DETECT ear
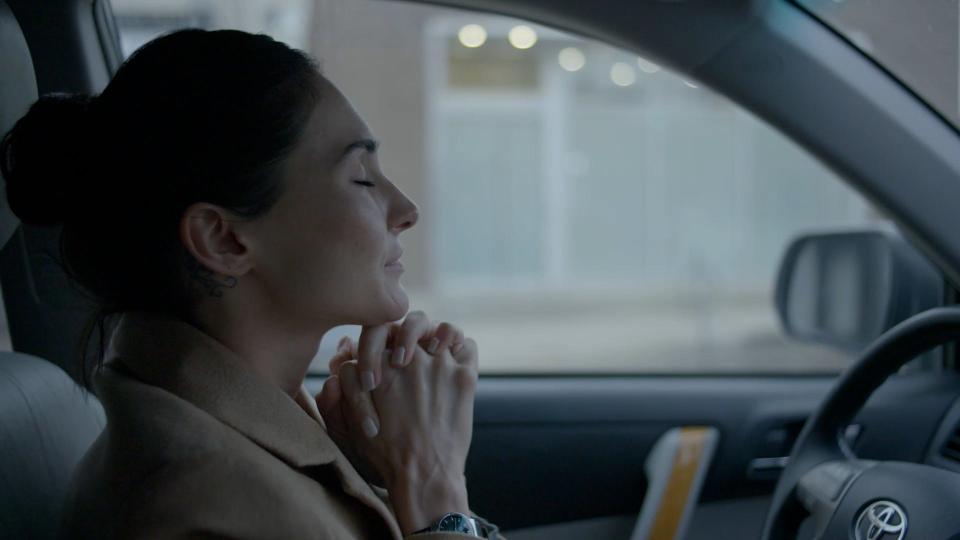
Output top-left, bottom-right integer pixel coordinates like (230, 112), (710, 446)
(179, 202), (253, 277)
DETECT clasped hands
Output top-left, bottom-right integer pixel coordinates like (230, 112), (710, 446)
(313, 310), (478, 535)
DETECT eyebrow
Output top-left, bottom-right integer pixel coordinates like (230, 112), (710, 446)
(338, 138), (379, 162)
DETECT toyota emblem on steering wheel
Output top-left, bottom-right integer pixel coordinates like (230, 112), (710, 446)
(855, 501), (908, 540)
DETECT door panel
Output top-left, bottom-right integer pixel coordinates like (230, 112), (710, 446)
(302, 373), (960, 532)
(503, 497), (772, 540)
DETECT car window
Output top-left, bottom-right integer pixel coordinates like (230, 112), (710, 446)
(796, 0), (959, 129)
(110, 0), (900, 375)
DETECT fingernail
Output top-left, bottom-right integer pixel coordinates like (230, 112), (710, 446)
(391, 345), (406, 367)
(428, 337), (440, 354)
(452, 343), (464, 355)
(362, 416), (379, 438)
(361, 370), (376, 391)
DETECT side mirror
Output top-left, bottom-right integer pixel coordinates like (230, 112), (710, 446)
(775, 230), (942, 351)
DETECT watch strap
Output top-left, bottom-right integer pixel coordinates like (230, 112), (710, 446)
(471, 514), (501, 539)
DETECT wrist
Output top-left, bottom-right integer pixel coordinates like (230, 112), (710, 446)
(388, 472), (469, 535)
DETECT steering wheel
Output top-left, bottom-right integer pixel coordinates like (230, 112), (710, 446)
(761, 307), (960, 540)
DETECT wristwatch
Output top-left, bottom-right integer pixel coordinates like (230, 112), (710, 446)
(416, 512), (499, 538)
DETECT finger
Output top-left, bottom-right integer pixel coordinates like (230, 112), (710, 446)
(338, 361), (381, 438)
(432, 322), (463, 356)
(407, 344), (437, 395)
(315, 374), (341, 417)
(395, 311), (432, 367)
(451, 337), (478, 370)
(337, 335), (358, 358)
(328, 349), (353, 377)
(357, 324), (392, 391)
(386, 322), (402, 351)
(451, 327), (465, 355)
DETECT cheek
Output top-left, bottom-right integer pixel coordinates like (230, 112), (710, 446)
(256, 185), (396, 321)
(323, 203), (383, 260)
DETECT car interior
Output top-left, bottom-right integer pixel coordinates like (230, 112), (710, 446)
(2, 0), (960, 539)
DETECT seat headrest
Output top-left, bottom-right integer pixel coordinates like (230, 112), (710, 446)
(0, 0), (37, 249)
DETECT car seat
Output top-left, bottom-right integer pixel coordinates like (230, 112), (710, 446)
(0, 1), (106, 538)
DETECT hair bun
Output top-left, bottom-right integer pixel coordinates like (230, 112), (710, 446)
(1, 93), (95, 226)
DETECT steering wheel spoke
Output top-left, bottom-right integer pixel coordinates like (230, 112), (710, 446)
(796, 460), (875, 538)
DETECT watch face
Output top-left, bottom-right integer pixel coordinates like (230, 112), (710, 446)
(438, 513), (471, 533)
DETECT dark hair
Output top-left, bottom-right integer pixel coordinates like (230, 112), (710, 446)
(0, 29), (321, 389)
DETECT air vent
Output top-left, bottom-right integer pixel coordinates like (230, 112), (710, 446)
(941, 424), (960, 463)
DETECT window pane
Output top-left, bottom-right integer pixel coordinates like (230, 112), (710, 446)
(438, 110), (544, 282)
(111, 0), (901, 374)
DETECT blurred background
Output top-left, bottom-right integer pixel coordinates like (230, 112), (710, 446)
(98, 0), (897, 374)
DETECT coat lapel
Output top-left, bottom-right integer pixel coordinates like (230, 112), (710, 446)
(104, 311), (403, 539)
(294, 386), (403, 538)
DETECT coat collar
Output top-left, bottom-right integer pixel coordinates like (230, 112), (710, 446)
(102, 310), (342, 468)
(100, 311), (403, 539)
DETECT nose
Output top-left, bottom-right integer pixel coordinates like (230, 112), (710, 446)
(388, 186), (419, 234)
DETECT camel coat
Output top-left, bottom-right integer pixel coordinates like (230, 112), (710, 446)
(60, 311), (494, 539)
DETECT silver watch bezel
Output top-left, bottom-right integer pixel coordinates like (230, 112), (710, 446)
(432, 512), (480, 536)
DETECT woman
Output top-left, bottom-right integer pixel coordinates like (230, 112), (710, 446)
(1, 29), (499, 539)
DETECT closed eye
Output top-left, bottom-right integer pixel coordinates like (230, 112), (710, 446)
(353, 180), (376, 187)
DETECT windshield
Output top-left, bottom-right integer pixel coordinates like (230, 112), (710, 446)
(797, 0), (959, 128)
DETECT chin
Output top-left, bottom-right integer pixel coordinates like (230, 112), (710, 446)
(383, 291), (409, 321)
(355, 288), (409, 326)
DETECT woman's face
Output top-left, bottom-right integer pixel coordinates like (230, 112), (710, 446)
(247, 76), (419, 331)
